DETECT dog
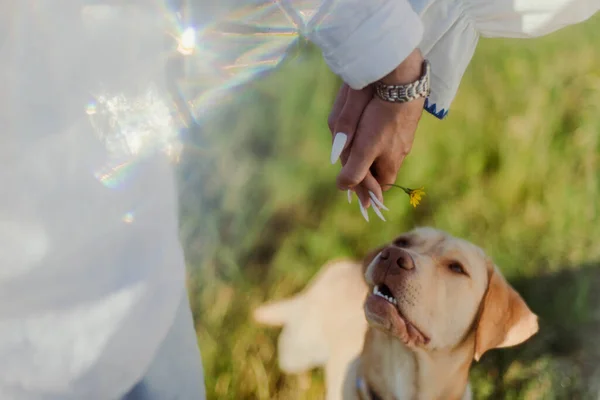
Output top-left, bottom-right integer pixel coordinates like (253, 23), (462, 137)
(254, 227), (539, 399)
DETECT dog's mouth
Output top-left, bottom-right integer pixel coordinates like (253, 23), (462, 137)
(373, 284), (397, 305)
(365, 283), (430, 346)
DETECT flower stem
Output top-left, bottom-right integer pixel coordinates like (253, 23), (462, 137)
(381, 183), (412, 195)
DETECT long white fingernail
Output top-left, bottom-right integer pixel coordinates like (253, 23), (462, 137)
(371, 202), (386, 222)
(330, 132), (347, 164)
(347, 190), (353, 204)
(358, 200), (369, 222)
(369, 191), (389, 211)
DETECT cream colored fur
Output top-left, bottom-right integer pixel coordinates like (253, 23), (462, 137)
(255, 227), (538, 400)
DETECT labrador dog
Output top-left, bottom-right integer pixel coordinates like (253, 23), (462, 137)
(254, 227), (539, 400)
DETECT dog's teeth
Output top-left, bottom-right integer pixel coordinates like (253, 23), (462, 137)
(373, 286), (399, 306)
(373, 287), (397, 305)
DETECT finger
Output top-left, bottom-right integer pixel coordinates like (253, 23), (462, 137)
(327, 84), (349, 134)
(372, 156), (404, 192)
(365, 179), (388, 212)
(328, 85), (350, 165)
(337, 139), (378, 190)
(330, 87), (373, 165)
(353, 184), (371, 222)
(359, 175), (388, 222)
(343, 151), (372, 222)
(340, 147), (386, 222)
(352, 174), (389, 222)
(331, 132), (348, 164)
(353, 183), (370, 208)
(339, 144), (378, 205)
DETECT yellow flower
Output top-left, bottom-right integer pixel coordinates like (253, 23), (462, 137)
(382, 184), (426, 208)
(407, 187), (425, 208)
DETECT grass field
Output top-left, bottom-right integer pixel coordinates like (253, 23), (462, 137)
(178, 14), (600, 399)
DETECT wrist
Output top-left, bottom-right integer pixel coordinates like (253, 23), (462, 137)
(380, 48), (424, 85)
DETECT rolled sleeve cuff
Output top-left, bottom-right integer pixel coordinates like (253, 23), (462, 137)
(307, 0), (424, 90)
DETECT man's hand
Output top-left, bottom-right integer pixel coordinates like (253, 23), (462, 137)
(328, 49), (426, 220)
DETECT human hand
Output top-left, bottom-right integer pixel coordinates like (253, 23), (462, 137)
(328, 49), (426, 221)
(328, 83), (389, 221)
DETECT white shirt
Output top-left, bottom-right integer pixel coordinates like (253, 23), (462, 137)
(299, 0), (599, 118)
(0, 1), (596, 399)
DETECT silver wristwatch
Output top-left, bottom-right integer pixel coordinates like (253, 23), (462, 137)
(374, 60), (431, 103)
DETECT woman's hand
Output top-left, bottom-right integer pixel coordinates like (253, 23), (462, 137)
(328, 49), (426, 221)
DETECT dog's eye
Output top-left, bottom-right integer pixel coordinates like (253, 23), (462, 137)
(448, 262), (466, 275)
(394, 237), (411, 247)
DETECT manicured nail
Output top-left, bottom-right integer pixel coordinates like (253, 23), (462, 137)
(347, 190), (352, 204)
(369, 191), (389, 211)
(371, 202), (386, 222)
(330, 132), (347, 164)
(358, 200), (369, 222)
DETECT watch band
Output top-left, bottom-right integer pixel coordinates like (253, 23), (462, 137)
(374, 60), (431, 103)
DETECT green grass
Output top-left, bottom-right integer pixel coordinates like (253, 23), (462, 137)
(178, 14), (600, 400)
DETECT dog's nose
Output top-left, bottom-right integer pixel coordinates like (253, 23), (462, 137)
(380, 247), (415, 271)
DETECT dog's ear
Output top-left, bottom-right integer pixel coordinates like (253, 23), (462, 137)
(474, 266), (538, 361)
(361, 246), (385, 276)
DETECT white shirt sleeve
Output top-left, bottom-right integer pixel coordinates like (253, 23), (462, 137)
(291, 0), (598, 119)
(415, 0), (599, 118)
(470, 0), (599, 38)
(297, 0), (424, 91)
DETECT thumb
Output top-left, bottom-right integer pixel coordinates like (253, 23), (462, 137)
(330, 87), (373, 164)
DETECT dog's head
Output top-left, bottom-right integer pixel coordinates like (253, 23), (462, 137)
(363, 227), (538, 360)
